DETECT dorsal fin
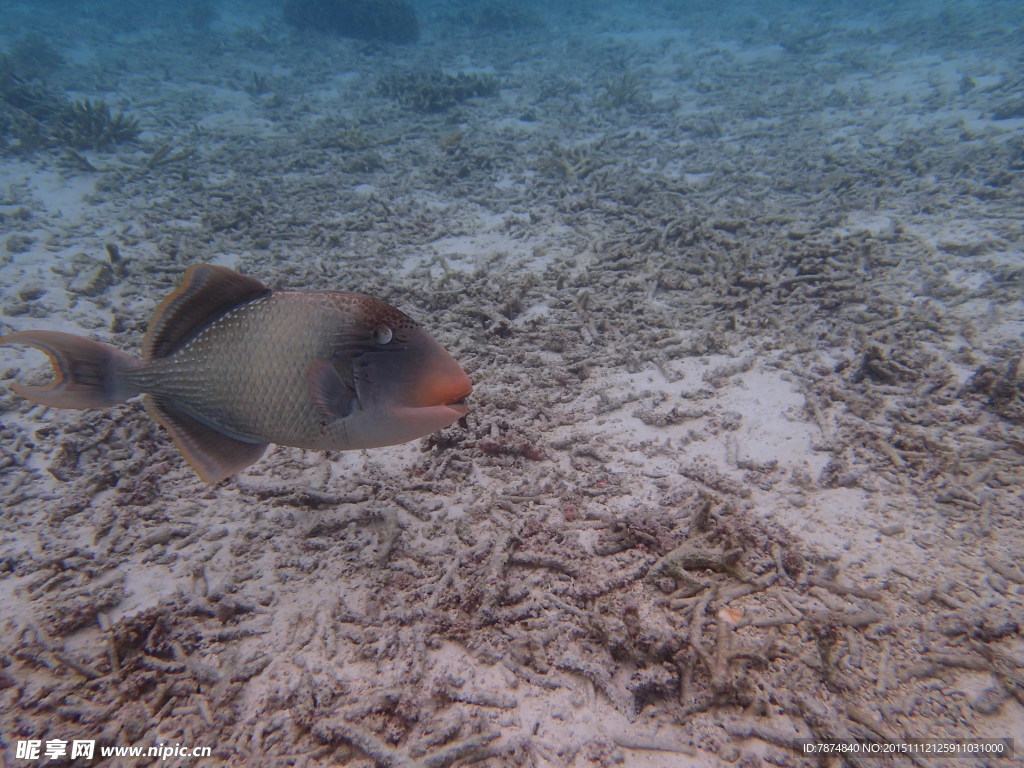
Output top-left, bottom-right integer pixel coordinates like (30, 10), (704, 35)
(143, 264), (269, 360)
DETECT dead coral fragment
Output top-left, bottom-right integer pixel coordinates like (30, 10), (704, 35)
(963, 351), (1024, 424)
(478, 438), (544, 461)
(52, 99), (140, 150)
(850, 343), (918, 384)
(284, 0), (419, 44)
(378, 71), (499, 112)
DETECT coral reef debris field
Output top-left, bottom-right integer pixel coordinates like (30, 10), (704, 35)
(0, 0), (1022, 766)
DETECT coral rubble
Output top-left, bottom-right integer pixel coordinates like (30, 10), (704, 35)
(377, 71), (499, 112)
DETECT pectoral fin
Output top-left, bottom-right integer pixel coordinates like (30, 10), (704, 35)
(144, 395), (267, 483)
(307, 358), (357, 419)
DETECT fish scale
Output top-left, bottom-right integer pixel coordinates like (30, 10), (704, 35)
(137, 293), (342, 447)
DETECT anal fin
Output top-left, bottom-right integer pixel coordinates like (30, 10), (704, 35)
(144, 395), (267, 483)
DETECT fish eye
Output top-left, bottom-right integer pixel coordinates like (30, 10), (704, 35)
(372, 326), (393, 345)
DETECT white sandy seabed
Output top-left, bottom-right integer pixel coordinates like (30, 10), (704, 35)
(0, 1), (1022, 766)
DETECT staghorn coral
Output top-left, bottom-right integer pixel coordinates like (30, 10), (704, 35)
(305, 117), (372, 151)
(0, 56), (62, 121)
(0, 54), (64, 152)
(283, 0), (419, 44)
(596, 69), (652, 112)
(51, 98), (140, 150)
(377, 71), (499, 112)
(7, 34), (64, 81)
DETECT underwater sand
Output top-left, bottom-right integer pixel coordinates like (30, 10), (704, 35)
(1, 0), (1023, 766)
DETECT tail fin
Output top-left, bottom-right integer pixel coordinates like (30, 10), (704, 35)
(0, 330), (142, 409)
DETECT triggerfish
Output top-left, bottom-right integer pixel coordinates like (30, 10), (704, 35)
(0, 264), (472, 482)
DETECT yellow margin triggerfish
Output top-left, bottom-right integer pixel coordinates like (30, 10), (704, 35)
(0, 264), (472, 482)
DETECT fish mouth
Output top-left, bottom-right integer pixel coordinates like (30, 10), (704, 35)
(392, 390), (470, 431)
(411, 362), (472, 414)
(444, 394), (470, 416)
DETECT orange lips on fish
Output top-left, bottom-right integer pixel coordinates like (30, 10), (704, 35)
(0, 264), (472, 482)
